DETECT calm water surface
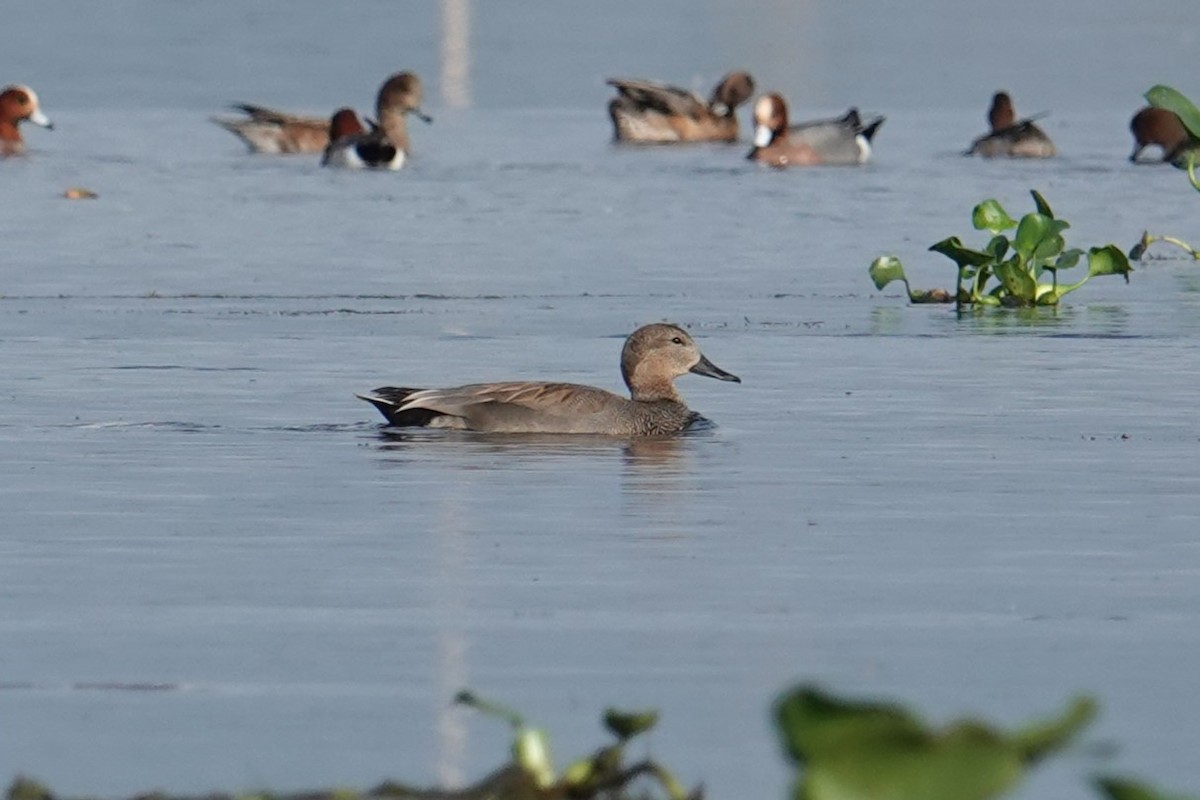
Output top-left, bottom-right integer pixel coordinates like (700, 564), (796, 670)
(3, 3), (1200, 800)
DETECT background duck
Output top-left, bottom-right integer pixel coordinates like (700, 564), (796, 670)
(747, 93), (884, 167)
(0, 84), (53, 156)
(965, 91), (1055, 158)
(606, 71), (755, 143)
(356, 323), (740, 435)
(1129, 106), (1198, 164)
(322, 71), (431, 171)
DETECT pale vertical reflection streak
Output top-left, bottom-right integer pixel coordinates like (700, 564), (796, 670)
(434, 496), (470, 787)
(440, 0), (472, 109)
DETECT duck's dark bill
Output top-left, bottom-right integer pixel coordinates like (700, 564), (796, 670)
(690, 354), (741, 383)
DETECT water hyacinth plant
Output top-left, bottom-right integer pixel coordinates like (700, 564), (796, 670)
(869, 190), (1132, 309)
(774, 684), (1097, 800)
(453, 690), (695, 800)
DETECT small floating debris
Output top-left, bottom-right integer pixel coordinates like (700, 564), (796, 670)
(63, 187), (98, 200)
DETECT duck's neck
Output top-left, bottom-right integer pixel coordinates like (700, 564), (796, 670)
(629, 379), (683, 404)
(0, 121), (24, 152)
(378, 109), (410, 153)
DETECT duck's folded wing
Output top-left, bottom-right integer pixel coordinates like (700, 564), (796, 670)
(607, 78), (707, 119)
(964, 118), (1046, 154)
(401, 382), (627, 433)
(230, 104), (325, 127)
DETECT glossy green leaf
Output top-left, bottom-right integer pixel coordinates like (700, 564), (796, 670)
(1054, 248), (1084, 271)
(776, 686), (1096, 800)
(985, 235), (1009, 262)
(1094, 775), (1200, 800)
(994, 258), (1038, 302)
(972, 199), (1017, 233)
(799, 727), (1023, 800)
(1030, 189), (1055, 219)
(869, 256), (910, 291)
(1088, 245), (1134, 280)
(774, 686), (923, 765)
(603, 708), (659, 740)
(1145, 85), (1200, 140)
(929, 237), (994, 268)
(1035, 221), (1070, 260)
(1014, 213), (1055, 260)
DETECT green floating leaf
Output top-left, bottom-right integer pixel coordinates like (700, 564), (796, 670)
(985, 234), (1009, 262)
(1088, 245), (1134, 280)
(603, 708), (659, 740)
(869, 255), (910, 291)
(774, 685), (924, 765)
(1030, 189), (1055, 219)
(775, 686), (1097, 800)
(801, 724), (1022, 800)
(1145, 84), (1200, 140)
(972, 199), (1017, 233)
(1014, 213), (1054, 260)
(929, 237), (994, 268)
(1094, 775), (1200, 800)
(1054, 248), (1084, 271)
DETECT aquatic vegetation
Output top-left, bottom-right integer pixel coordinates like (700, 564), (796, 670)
(1144, 85), (1200, 191)
(5, 695), (695, 800)
(774, 684), (1096, 800)
(870, 190), (1132, 309)
(454, 690), (695, 800)
(1128, 230), (1200, 262)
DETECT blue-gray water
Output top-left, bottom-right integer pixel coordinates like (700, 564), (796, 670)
(4, 3), (1200, 799)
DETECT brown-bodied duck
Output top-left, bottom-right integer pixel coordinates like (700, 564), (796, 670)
(323, 71), (431, 170)
(211, 104), (330, 154)
(965, 91), (1055, 158)
(1, 84), (53, 156)
(357, 323), (740, 435)
(1129, 106), (1198, 164)
(606, 71), (755, 143)
(747, 93), (884, 167)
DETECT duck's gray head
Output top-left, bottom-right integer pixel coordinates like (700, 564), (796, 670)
(621, 323), (740, 402)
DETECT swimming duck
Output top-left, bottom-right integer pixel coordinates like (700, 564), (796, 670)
(1, 84), (53, 156)
(319, 107), (402, 169)
(357, 323), (740, 435)
(607, 71), (755, 143)
(1129, 106), (1198, 164)
(322, 71), (431, 170)
(747, 93), (884, 167)
(965, 91), (1055, 158)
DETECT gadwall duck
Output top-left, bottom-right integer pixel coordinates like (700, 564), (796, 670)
(606, 71), (755, 143)
(323, 71), (431, 171)
(747, 93), (884, 167)
(1129, 106), (1198, 164)
(965, 91), (1055, 158)
(1, 84), (53, 156)
(357, 323), (740, 435)
(211, 104), (330, 154)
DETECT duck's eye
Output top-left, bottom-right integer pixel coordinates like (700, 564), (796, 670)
(671, 336), (684, 345)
